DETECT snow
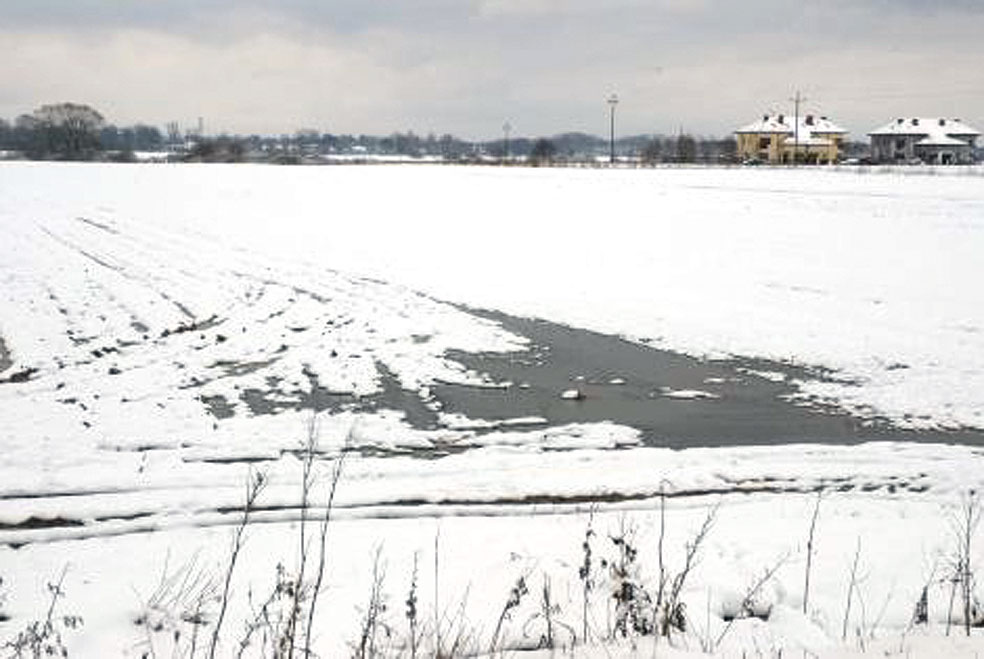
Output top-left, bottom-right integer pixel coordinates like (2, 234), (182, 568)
(869, 117), (981, 139)
(2, 162), (984, 656)
(660, 388), (721, 400)
(737, 368), (786, 383)
(917, 134), (971, 147)
(4, 162), (983, 429)
(5, 485), (984, 657)
(735, 114), (848, 140)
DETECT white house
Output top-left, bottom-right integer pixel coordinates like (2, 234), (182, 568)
(868, 118), (980, 164)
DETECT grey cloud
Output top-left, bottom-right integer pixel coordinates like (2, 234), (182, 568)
(1, 1), (983, 138)
(2, 0), (473, 34)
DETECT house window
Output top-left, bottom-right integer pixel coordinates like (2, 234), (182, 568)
(895, 139), (906, 151)
(759, 137), (770, 150)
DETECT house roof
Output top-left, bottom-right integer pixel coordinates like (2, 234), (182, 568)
(916, 134), (973, 147)
(735, 114), (848, 139)
(868, 117), (980, 139)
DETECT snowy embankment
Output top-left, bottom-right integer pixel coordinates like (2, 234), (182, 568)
(1, 162), (984, 657)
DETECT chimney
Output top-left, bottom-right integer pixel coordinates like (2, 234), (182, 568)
(806, 115), (815, 126)
(939, 118), (946, 126)
(763, 114), (769, 121)
(912, 118), (919, 126)
(778, 114), (785, 124)
(897, 118), (904, 124)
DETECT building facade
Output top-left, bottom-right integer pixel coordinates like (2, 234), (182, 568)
(868, 118), (980, 164)
(735, 114), (847, 164)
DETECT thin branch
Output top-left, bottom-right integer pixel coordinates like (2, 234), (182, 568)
(303, 443), (346, 656)
(842, 537), (863, 642)
(208, 469), (267, 659)
(803, 490), (823, 615)
(715, 552), (790, 648)
(434, 527), (442, 656)
(286, 414), (319, 657)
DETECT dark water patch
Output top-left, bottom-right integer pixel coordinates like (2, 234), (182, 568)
(433, 310), (984, 449)
(201, 394), (236, 420)
(212, 358), (277, 378)
(177, 303), (984, 451)
(234, 360), (441, 431)
(371, 363), (441, 428)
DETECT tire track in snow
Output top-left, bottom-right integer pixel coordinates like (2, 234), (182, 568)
(0, 470), (937, 548)
(41, 222), (196, 321)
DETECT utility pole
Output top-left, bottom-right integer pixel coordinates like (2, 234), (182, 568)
(502, 121), (511, 164)
(789, 91), (806, 165)
(607, 93), (619, 165)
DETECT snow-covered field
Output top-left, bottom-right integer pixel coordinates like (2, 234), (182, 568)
(2, 162), (984, 657)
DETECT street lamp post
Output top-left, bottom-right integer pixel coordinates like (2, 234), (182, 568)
(502, 121), (511, 164)
(607, 93), (619, 165)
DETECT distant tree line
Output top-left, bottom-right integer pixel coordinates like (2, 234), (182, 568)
(0, 102), (165, 161)
(0, 101), (739, 165)
(494, 132), (738, 165)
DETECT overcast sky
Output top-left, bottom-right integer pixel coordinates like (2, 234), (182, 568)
(2, 1), (983, 139)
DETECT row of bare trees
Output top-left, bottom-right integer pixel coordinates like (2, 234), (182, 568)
(1, 103), (107, 160)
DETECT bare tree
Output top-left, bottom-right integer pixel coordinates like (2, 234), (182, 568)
(31, 102), (105, 159)
(529, 138), (557, 166)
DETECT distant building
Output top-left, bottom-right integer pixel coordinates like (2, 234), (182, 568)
(735, 114), (847, 164)
(868, 118), (980, 164)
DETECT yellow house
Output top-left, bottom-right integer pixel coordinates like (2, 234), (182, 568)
(735, 114), (847, 164)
